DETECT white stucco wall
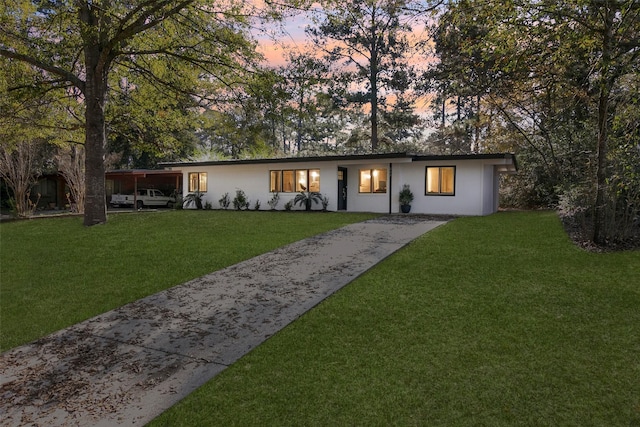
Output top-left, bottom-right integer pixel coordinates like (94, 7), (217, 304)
(342, 162), (394, 214)
(482, 165), (499, 215)
(391, 160), (489, 216)
(178, 161), (341, 211)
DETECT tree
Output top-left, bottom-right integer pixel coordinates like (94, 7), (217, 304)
(55, 144), (85, 213)
(425, 0), (497, 150)
(571, 1), (640, 244)
(0, 1), (259, 226)
(0, 139), (50, 217)
(307, 0), (436, 152)
(106, 72), (202, 169)
(0, 58), (73, 216)
(428, 0), (640, 245)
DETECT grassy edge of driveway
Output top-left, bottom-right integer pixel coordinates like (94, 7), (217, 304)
(150, 211), (640, 426)
(0, 210), (377, 351)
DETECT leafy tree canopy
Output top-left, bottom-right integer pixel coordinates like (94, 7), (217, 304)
(306, 0), (439, 151)
(0, 0), (263, 225)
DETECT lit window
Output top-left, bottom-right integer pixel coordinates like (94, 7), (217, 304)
(188, 172), (207, 192)
(282, 170), (295, 192)
(271, 169), (320, 193)
(270, 170), (281, 192)
(426, 166), (455, 195)
(359, 169), (387, 193)
(296, 170), (307, 192)
(309, 169), (320, 192)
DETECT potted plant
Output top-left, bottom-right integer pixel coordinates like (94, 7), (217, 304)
(399, 184), (413, 213)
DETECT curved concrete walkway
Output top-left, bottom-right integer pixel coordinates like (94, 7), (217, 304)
(0, 215), (446, 426)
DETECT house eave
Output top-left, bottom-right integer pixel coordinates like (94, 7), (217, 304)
(161, 152), (517, 170)
(160, 152), (415, 168)
(106, 169), (183, 178)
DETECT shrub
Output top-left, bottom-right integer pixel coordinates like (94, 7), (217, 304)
(268, 192), (280, 210)
(233, 189), (249, 210)
(174, 194), (184, 210)
(321, 195), (329, 211)
(284, 200), (293, 211)
(219, 193), (230, 210)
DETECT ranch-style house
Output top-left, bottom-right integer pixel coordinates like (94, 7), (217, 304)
(161, 152), (517, 216)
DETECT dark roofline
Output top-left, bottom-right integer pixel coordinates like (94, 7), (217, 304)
(160, 152), (517, 169)
(160, 152), (414, 168)
(413, 153), (518, 170)
(106, 169), (183, 176)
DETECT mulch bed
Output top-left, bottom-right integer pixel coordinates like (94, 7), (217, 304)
(560, 212), (640, 252)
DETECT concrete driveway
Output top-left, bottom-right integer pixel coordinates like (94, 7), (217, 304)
(0, 215), (446, 426)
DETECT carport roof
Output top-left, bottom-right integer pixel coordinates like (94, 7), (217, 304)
(106, 169), (182, 177)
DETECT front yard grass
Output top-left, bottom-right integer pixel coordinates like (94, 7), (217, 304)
(150, 211), (640, 426)
(0, 210), (377, 351)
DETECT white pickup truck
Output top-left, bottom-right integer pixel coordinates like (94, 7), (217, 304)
(109, 189), (176, 209)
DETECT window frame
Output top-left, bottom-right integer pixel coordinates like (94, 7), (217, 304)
(295, 169), (308, 192)
(188, 172), (208, 192)
(425, 166), (456, 196)
(308, 169), (320, 192)
(270, 170), (282, 193)
(358, 168), (388, 194)
(282, 170), (295, 192)
(270, 169), (321, 193)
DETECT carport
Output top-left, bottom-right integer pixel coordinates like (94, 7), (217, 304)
(106, 170), (183, 206)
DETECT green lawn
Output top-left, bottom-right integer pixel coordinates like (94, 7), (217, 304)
(2, 211), (639, 425)
(0, 210), (377, 351)
(149, 211), (640, 426)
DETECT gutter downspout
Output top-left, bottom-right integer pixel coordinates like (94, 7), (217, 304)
(388, 162), (392, 214)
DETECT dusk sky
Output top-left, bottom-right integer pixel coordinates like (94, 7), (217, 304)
(253, 14), (313, 67)
(250, 8), (435, 115)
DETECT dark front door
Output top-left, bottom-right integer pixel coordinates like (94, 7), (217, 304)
(338, 167), (347, 211)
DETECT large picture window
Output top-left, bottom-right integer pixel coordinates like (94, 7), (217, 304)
(426, 166), (455, 195)
(188, 172), (208, 192)
(270, 169), (320, 192)
(359, 168), (387, 193)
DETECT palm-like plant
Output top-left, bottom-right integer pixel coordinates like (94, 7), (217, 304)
(183, 192), (204, 209)
(294, 191), (323, 211)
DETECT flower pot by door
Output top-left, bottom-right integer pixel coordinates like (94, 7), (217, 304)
(401, 204), (411, 213)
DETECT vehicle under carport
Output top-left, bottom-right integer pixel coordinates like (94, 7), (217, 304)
(106, 170), (183, 209)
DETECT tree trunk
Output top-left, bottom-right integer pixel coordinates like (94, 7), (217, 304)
(371, 95), (378, 151)
(593, 81), (611, 244)
(370, 12), (378, 152)
(83, 43), (109, 226)
(592, 6), (614, 245)
(370, 65), (379, 152)
(296, 87), (304, 152)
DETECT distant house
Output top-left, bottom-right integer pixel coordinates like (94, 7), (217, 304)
(161, 152), (517, 216)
